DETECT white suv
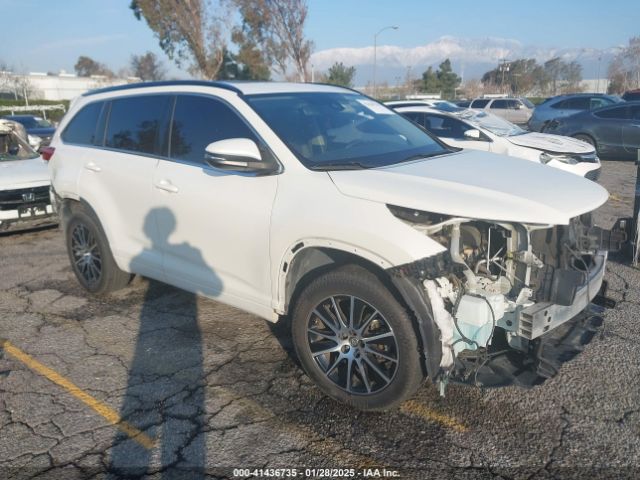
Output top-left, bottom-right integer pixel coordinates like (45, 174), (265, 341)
(49, 81), (613, 410)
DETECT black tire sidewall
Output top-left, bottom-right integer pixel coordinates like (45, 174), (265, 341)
(291, 266), (424, 410)
(65, 209), (122, 294)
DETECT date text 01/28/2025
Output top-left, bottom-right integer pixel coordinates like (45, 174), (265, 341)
(232, 468), (401, 478)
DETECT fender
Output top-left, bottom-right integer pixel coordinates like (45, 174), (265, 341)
(273, 237), (394, 314)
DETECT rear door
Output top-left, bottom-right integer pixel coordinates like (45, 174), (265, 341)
(489, 99), (512, 121)
(77, 94), (172, 279)
(623, 104), (640, 159)
(592, 105), (629, 156)
(151, 93), (278, 314)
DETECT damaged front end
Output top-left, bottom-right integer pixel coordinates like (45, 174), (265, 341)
(387, 205), (623, 391)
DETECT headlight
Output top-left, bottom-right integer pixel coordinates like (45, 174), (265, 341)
(539, 152), (577, 165)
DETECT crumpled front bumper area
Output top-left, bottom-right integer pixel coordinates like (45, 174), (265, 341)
(454, 307), (604, 388)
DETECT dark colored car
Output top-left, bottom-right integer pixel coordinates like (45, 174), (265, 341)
(529, 93), (622, 132)
(1, 115), (56, 146)
(544, 101), (640, 160)
(622, 89), (640, 101)
(456, 99), (471, 108)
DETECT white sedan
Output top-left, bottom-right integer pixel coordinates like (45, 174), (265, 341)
(394, 105), (601, 180)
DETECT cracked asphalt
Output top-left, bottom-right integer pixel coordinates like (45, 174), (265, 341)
(1, 160), (639, 479)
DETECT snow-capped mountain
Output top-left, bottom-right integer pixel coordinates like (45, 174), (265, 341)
(310, 36), (619, 84)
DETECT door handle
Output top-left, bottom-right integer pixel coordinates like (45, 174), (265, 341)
(631, 124), (640, 128)
(155, 179), (179, 193)
(84, 162), (101, 172)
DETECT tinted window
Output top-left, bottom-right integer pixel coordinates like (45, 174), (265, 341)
(402, 112), (426, 129)
(550, 99), (569, 109)
(170, 95), (257, 164)
(471, 99), (490, 108)
(594, 106), (630, 120)
(630, 105), (640, 120)
(424, 114), (469, 139)
(490, 100), (509, 109)
(105, 95), (171, 155)
(590, 97), (614, 109)
(62, 102), (104, 145)
(565, 97), (590, 110)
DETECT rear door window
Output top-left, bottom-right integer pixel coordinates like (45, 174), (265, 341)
(565, 97), (590, 110)
(471, 99), (490, 108)
(594, 106), (630, 120)
(61, 101), (104, 145)
(105, 95), (172, 155)
(490, 100), (509, 109)
(170, 95), (258, 164)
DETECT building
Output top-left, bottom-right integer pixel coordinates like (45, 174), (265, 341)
(0, 71), (141, 102)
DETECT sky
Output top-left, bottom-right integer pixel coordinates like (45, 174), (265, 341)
(0, 0), (637, 81)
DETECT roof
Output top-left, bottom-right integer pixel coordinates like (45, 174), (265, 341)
(82, 80), (352, 97)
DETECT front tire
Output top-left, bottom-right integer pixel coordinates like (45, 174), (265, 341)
(291, 265), (424, 410)
(65, 207), (132, 294)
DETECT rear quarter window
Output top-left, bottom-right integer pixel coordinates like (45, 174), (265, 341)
(61, 102), (104, 145)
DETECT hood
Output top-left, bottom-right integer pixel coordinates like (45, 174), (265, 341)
(0, 157), (50, 190)
(507, 132), (593, 154)
(328, 151), (608, 225)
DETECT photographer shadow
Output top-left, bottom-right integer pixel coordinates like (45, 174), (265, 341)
(109, 208), (222, 478)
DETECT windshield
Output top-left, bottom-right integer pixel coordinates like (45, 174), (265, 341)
(245, 92), (451, 169)
(457, 109), (525, 137)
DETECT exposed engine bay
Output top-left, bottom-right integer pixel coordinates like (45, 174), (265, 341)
(387, 205), (623, 390)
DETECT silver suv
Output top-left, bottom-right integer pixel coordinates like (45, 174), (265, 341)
(469, 97), (534, 125)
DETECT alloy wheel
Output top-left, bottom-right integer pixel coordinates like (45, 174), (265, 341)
(307, 295), (399, 395)
(70, 223), (102, 285)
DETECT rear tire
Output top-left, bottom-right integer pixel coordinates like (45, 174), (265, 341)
(291, 264), (424, 411)
(65, 206), (132, 295)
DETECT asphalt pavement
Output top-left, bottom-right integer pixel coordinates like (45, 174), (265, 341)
(0, 160), (638, 479)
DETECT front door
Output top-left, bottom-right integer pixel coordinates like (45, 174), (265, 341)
(151, 94), (278, 315)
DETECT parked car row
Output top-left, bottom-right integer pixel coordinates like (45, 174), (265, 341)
(388, 104), (602, 180)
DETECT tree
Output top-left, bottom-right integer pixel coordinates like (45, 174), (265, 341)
(436, 59), (461, 99)
(417, 59), (461, 99)
(232, 0), (314, 81)
(323, 62), (356, 87)
(420, 66), (439, 93)
(217, 48), (270, 80)
(74, 56), (114, 77)
(130, 51), (166, 81)
(607, 36), (640, 94)
(130, 0), (230, 79)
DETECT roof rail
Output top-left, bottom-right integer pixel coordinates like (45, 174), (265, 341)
(82, 80), (243, 97)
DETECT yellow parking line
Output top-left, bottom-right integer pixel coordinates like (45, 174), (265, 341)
(0, 339), (155, 449)
(400, 400), (468, 432)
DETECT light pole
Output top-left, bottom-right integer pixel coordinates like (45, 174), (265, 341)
(373, 25), (398, 98)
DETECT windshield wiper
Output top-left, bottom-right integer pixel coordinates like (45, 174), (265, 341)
(308, 161), (373, 171)
(401, 150), (451, 162)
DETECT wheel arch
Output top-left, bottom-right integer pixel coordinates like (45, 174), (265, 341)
(278, 243), (398, 316)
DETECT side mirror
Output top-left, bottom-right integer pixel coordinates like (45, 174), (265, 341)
(204, 138), (272, 173)
(515, 103), (524, 110)
(463, 129), (481, 140)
